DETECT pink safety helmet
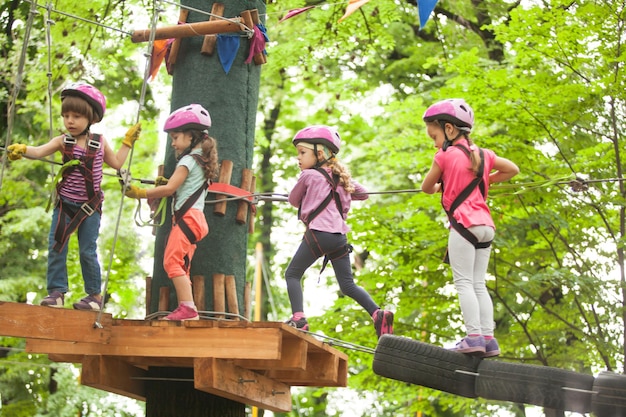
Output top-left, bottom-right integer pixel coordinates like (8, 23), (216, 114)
(423, 99), (474, 130)
(61, 82), (107, 123)
(292, 125), (341, 154)
(164, 104), (212, 132)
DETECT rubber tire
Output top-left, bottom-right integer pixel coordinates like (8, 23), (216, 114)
(373, 334), (482, 398)
(591, 371), (626, 417)
(476, 360), (594, 413)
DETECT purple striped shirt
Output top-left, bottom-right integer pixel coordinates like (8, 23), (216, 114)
(58, 137), (104, 202)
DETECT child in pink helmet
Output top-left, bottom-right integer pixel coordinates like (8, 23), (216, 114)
(421, 99), (519, 357)
(285, 125), (394, 338)
(125, 104), (218, 321)
(6, 82), (141, 311)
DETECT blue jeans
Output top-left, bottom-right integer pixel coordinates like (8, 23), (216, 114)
(47, 199), (102, 295)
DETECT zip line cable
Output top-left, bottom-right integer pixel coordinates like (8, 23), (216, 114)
(94, 0), (162, 328)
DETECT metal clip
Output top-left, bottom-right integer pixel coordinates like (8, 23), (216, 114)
(63, 135), (76, 145)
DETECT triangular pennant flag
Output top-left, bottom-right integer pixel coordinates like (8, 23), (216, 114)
(417, 0), (438, 29)
(147, 39), (173, 81)
(279, 6), (315, 23)
(245, 24), (267, 64)
(217, 34), (240, 74)
(338, 0), (371, 23)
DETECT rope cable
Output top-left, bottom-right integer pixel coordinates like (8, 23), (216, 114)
(0, 0), (39, 193)
(94, 0), (162, 327)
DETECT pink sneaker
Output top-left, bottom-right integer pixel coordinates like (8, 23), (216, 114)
(162, 305), (199, 321)
(373, 309), (394, 338)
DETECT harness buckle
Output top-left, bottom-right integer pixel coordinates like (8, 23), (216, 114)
(88, 138), (102, 149)
(63, 135), (77, 145)
(80, 203), (95, 216)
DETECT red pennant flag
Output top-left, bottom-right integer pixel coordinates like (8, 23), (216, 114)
(279, 6), (315, 23)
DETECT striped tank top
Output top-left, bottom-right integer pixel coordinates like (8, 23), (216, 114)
(58, 135), (104, 203)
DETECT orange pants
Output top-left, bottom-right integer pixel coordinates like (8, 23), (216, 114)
(163, 208), (208, 278)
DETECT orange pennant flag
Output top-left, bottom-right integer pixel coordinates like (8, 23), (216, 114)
(148, 39), (172, 81)
(338, 0), (371, 23)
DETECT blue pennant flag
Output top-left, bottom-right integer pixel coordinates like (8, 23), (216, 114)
(217, 34), (240, 74)
(417, 0), (438, 29)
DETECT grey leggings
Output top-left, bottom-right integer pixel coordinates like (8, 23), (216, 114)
(285, 230), (379, 316)
(448, 226), (495, 336)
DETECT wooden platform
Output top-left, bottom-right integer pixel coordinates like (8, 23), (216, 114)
(0, 302), (348, 412)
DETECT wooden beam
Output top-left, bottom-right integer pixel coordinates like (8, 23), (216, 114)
(131, 18), (244, 43)
(194, 358), (292, 413)
(0, 302), (111, 343)
(233, 336), (308, 371)
(81, 355), (147, 401)
(267, 351), (345, 386)
(26, 325), (283, 360)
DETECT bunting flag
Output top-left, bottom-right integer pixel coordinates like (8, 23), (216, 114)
(217, 34), (240, 74)
(245, 24), (267, 64)
(417, 0), (438, 29)
(278, 6), (315, 23)
(338, 0), (371, 23)
(147, 39), (173, 81)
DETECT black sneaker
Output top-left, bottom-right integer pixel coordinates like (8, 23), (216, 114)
(373, 309), (394, 338)
(285, 316), (309, 331)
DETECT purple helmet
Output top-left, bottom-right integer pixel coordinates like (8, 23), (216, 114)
(61, 82), (107, 123)
(423, 99), (474, 130)
(164, 104), (211, 132)
(292, 125), (341, 154)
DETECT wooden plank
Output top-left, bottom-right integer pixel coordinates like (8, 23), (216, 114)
(194, 358), (292, 413)
(267, 351), (342, 386)
(131, 18), (243, 43)
(81, 355), (147, 401)
(0, 302), (111, 343)
(200, 3), (224, 56)
(26, 326), (283, 360)
(233, 336), (308, 371)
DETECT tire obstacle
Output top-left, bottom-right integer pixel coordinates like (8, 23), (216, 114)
(373, 335), (626, 416)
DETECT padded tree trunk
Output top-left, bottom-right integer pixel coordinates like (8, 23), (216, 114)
(148, 0), (265, 415)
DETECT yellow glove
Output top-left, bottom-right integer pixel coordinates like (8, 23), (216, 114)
(122, 122), (142, 148)
(155, 176), (169, 186)
(7, 144), (27, 160)
(125, 185), (147, 199)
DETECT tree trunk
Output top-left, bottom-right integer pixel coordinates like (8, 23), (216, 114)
(148, 0), (265, 415)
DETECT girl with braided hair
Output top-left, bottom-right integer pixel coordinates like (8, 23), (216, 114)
(284, 125), (394, 339)
(125, 104), (218, 321)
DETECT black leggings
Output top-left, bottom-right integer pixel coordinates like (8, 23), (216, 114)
(285, 230), (379, 316)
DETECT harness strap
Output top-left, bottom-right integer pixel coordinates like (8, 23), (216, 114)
(173, 153), (209, 245)
(303, 229), (353, 277)
(442, 146), (492, 260)
(53, 134), (103, 252)
(299, 167), (343, 227)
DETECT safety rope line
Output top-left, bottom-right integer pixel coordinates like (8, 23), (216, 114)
(94, 0), (162, 328)
(0, 0), (39, 194)
(24, 0), (255, 39)
(23, 0), (134, 36)
(44, 2), (55, 142)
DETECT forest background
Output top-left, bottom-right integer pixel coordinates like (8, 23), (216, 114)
(0, 0), (624, 416)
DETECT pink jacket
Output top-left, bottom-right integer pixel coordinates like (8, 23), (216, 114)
(288, 167), (368, 234)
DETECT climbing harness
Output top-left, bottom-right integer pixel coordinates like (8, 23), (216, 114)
(441, 144), (491, 264)
(173, 153), (211, 245)
(51, 134), (104, 252)
(300, 167), (353, 276)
